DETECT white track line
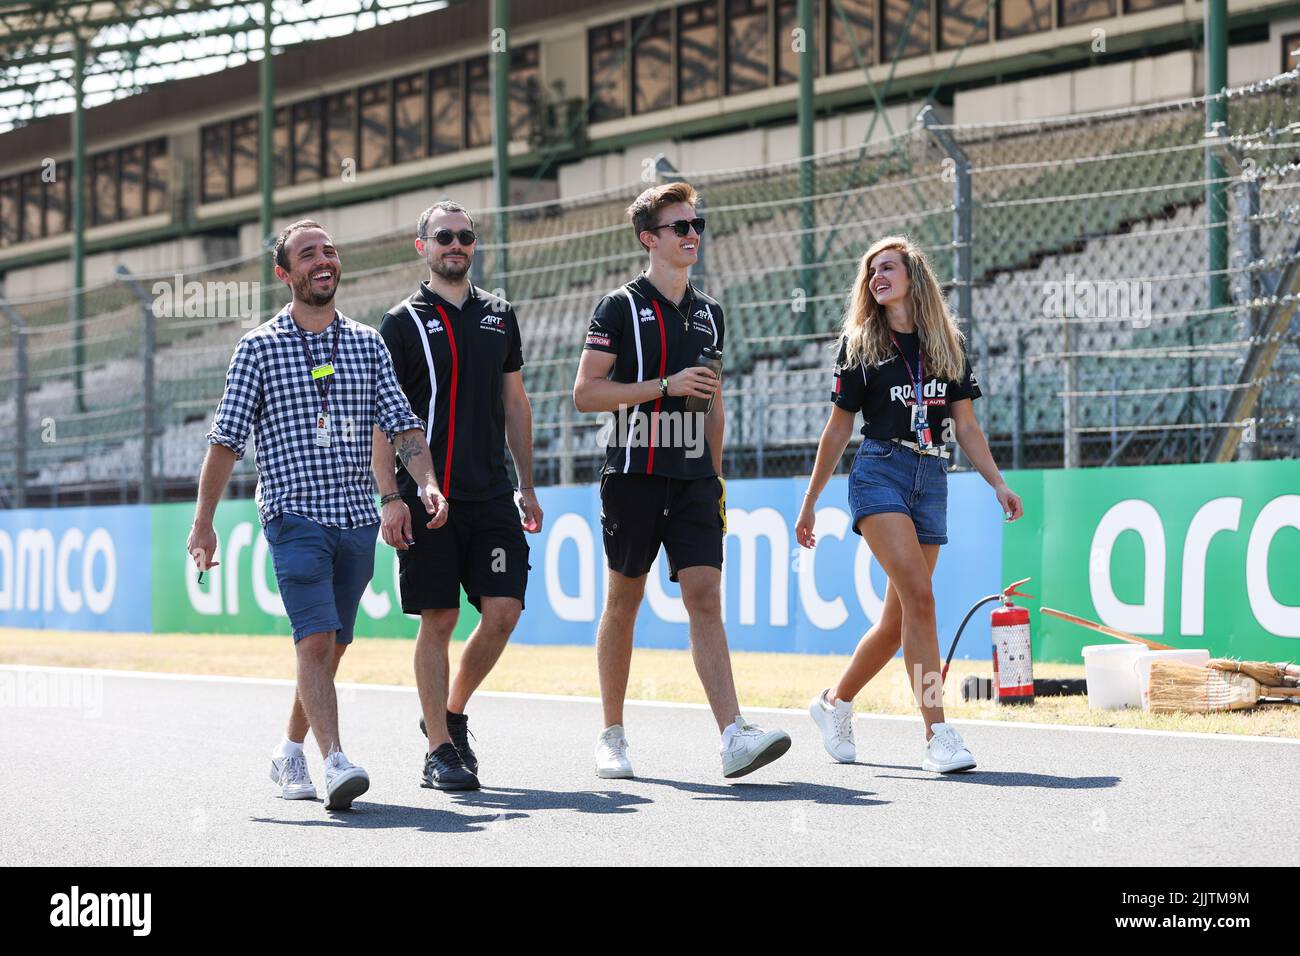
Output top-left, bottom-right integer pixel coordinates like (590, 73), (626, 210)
(3, 663), (1297, 746)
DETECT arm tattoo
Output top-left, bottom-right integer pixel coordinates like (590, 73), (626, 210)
(395, 435), (424, 469)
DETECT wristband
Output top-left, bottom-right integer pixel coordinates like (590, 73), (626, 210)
(379, 492), (403, 506)
(518, 486), (534, 492)
(660, 377), (669, 397)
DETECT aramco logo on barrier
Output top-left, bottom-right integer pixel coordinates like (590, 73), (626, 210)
(1088, 494), (1300, 638)
(0, 527), (116, 614)
(541, 506), (891, 629)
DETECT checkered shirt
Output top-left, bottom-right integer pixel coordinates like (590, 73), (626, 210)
(207, 306), (425, 528)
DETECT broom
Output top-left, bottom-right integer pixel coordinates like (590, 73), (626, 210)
(1039, 607), (1173, 650)
(1206, 658), (1300, 687)
(1148, 660), (1300, 713)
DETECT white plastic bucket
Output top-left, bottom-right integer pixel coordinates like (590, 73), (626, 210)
(1081, 644), (1144, 710)
(1134, 648), (1211, 710)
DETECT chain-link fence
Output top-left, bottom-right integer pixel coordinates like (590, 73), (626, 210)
(2, 69), (1297, 507)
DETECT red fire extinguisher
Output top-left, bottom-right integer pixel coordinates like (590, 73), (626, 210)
(942, 578), (1034, 705)
(991, 582), (1034, 705)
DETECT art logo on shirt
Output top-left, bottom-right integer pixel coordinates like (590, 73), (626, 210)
(694, 307), (713, 322)
(639, 308), (656, 323)
(889, 380), (948, 405)
(425, 317), (444, 334)
(479, 314), (506, 334)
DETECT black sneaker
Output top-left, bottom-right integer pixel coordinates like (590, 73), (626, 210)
(419, 712), (479, 776)
(421, 743), (479, 791)
(446, 711), (479, 776)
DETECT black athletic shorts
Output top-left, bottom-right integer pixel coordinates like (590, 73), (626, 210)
(599, 473), (724, 582)
(398, 492), (530, 612)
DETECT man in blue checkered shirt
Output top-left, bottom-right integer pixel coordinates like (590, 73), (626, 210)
(187, 219), (447, 812)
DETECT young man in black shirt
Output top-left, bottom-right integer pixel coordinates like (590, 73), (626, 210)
(574, 181), (790, 780)
(374, 200), (542, 792)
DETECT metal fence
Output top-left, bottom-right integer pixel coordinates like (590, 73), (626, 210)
(2, 69), (1298, 507)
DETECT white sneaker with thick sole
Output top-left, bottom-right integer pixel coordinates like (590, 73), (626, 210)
(721, 717), (792, 778)
(922, 722), (976, 773)
(595, 725), (634, 779)
(323, 751), (370, 810)
(270, 751), (317, 800)
(809, 690), (856, 763)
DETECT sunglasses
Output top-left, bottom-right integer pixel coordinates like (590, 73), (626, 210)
(423, 228), (477, 246)
(648, 217), (706, 238)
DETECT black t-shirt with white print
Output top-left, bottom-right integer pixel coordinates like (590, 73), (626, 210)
(831, 331), (981, 444)
(583, 273), (723, 480)
(378, 282), (524, 502)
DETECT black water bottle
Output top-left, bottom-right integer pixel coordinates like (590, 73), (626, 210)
(684, 346), (723, 415)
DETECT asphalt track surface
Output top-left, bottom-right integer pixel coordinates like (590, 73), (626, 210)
(4, 665), (1298, 866)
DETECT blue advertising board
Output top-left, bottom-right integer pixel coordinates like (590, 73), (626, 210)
(522, 473), (1006, 658)
(0, 505), (153, 632)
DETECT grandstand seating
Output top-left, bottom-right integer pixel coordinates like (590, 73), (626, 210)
(4, 81), (1297, 496)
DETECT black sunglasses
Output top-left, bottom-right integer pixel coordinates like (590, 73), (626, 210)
(648, 217), (706, 238)
(423, 228), (477, 246)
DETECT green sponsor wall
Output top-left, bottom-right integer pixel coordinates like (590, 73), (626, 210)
(150, 501), (477, 640)
(1003, 460), (1300, 661)
(140, 460), (1300, 662)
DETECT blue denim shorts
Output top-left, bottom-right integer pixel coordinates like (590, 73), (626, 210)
(264, 512), (378, 644)
(847, 437), (949, 545)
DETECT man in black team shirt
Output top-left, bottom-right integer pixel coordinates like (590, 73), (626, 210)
(574, 181), (790, 780)
(374, 200), (542, 792)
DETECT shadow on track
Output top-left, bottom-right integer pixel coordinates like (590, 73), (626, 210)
(867, 765), (1120, 790)
(632, 777), (889, 807)
(250, 805), (529, 833)
(448, 787), (653, 815)
(250, 787), (652, 832)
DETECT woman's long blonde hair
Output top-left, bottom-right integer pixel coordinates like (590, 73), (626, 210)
(839, 235), (965, 381)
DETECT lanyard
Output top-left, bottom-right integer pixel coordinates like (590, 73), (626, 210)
(889, 332), (923, 407)
(293, 315), (341, 415)
(890, 331), (934, 447)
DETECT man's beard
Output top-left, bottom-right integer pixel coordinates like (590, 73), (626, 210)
(431, 255), (470, 281)
(293, 272), (337, 307)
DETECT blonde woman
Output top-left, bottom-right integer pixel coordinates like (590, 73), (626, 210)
(794, 236), (1023, 773)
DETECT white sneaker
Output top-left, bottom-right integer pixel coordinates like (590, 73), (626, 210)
(323, 751), (370, 810)
(595, 725), (634, 779)
(809, 690), (856, 763)
(922, 723), (976, 773)
(721, 716), (791, 778)
(270, 751), (317, 800)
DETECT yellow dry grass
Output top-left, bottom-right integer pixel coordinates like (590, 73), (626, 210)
(3, 628), (1297, 738)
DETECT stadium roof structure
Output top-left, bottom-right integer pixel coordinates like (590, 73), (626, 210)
(0, 0), (454, 132)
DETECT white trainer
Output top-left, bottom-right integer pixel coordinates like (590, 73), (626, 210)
(270, 751), (317, 800)
(595, 725), (634, 779)
(721, 717), (792, 778)
(322, 751), (370, 810)
(922, 722), (976, 773)
(809, 690), (856, 763)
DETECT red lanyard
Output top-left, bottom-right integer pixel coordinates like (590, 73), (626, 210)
(889, 332), (923, 404)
